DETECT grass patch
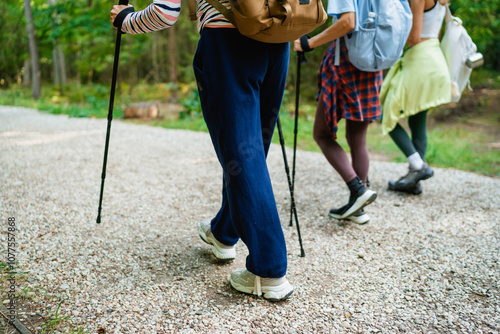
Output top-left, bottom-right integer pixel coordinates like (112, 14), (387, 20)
(39, 300), (70, 334)
(426, 124), (500, 176)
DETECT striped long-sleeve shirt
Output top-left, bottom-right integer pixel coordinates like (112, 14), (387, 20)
(196, 0), (234, 32)
(120, 0), (181, 34)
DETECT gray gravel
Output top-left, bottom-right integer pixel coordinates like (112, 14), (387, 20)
(0, 106), (499, 333)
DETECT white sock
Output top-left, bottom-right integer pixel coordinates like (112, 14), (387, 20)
(407, 152), (424, 170)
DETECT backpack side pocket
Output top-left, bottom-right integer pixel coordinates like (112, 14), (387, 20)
(345, 27), (377, 72)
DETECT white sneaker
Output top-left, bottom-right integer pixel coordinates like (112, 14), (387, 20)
(230, 268), (293, 302)
(198, 219), (236, 260)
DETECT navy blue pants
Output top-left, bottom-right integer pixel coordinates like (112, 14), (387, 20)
(193, 28), (289, 278)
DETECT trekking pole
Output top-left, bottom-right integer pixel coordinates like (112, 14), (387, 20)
(96, 0), (129, 224)
(289, 51), (307, 227)
(277, 117), (305, 257)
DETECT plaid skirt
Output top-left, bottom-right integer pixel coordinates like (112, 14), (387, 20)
(318, 38), (383, 139)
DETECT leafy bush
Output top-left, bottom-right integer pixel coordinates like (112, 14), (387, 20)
(179, 90), (202, 119)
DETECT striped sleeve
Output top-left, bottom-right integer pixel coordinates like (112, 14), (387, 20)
(197, 0), (234, 32)
(121, 0), (181, 34)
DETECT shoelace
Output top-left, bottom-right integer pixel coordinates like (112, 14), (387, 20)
(254, 276), (262, 297)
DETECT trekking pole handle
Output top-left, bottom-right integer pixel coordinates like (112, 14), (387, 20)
(297, 51), (307, 65)
(116, 0), (130, 34)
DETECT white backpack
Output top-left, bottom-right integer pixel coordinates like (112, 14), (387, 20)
(440, 6), (483, 103)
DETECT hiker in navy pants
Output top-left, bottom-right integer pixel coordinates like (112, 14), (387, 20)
(112, 0), (294, 301)
(194, 28), (294, 301)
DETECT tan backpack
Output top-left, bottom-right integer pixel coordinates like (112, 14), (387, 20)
(189, 0), (327, 44)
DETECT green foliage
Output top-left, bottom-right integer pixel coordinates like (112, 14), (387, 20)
(0, 0), (200, 88)
(0, 1), (27, 86)
(286, 19), (332, 106)
(0, 84), (124, 118)
(450, 0), (500, 71)
(179, 90), (202, 119)
(470, 68), (500, 89)
(1, 0), (498, 95)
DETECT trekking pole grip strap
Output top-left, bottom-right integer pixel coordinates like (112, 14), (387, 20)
(114, 0), (133, 33)
(300, 35), (314, 52)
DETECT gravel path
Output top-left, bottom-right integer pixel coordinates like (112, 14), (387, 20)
(1, 106), (499, 333)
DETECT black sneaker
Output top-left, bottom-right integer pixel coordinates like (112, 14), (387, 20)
(388, 180), (423, 195)
(330, 177), (377, 219)
(333, 190), (377, 219)
(391, 163), (434, 190)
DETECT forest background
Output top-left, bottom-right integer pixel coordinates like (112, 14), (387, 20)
(1, 0), (500, 177)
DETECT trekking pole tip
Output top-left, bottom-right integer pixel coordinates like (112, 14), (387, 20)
(300, 249), (305, 257)
(96, 216), (101, 224)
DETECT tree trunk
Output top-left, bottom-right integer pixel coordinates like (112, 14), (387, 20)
(128, 38), (137, 96)
(168, 25), (177, 83)
(23, 59), (31, 87)
(152, 32), (160, 83)
(53, 47), (60, 85)
(57, 44), (67, 86)
(497, 37), (500, 71)
(50, 0), (67, 90)
(23, 0), (41, 99)
(88, 68), (94, 84)
(76, 50), (82, 85)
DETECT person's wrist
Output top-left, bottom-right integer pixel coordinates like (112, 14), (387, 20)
(113, 6), (135, 31)
(299, 35), (314, 52)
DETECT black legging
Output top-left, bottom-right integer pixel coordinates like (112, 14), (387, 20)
(389, 110), (428, 158)
(313, 98), (370, 184)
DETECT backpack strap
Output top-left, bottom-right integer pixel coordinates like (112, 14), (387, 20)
(444, 4), (453, 23)
(188, 0), (197, 21)
(203, 0), (237, 26)
(334, 38), (341, 66)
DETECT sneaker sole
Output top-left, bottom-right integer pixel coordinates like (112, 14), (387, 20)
(329, 212), (370, 225)
(198, 223), (236, 261)
(348, 213), (370, 225)
(341, 190), (377, 219)
(230, 280), (294, 302)
(388, 182), (423, 195)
